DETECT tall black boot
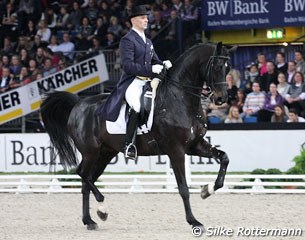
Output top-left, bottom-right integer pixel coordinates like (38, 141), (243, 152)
(124, 109), (139, 160)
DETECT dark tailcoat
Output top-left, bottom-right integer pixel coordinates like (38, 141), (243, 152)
(97, 29), (162, 121)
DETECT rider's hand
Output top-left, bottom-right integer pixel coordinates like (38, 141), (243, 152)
(152, 64), (164, 74)
(163, 60), (172, 69)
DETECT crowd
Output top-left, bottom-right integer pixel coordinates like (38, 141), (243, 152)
(0, 0), (200, 93)
(204, 50), (305, 124)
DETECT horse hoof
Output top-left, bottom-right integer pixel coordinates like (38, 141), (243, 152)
(87, 223), (98, 230)
(97, 209), (108, 221)
(201, 184), (214, 199)
(192, 224), (205, 237)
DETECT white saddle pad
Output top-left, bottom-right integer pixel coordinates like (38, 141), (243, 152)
(106, 101), (155, 135)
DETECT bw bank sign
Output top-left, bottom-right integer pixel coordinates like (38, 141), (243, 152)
(202, 0), (305, 30)
(0, 54), (108, 125)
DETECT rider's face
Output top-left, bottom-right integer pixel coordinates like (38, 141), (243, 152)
(131, 15), (148, 31)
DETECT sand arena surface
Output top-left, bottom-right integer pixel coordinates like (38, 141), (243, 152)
(0, 193), (304, 240)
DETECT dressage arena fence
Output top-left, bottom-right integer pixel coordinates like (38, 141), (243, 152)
(0, 174), (305, 194)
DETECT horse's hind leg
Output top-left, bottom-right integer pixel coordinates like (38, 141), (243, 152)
(188, 138), (229, 199)
(168, 149), (204, 231)
(77, 147), (118, 230)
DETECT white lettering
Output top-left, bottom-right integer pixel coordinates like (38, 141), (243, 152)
(207, 1), (229, 16)
(234, 0), (269, 14)
(285, 0), (305, 12)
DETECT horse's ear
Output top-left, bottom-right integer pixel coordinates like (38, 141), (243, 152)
(227, 45), (238, 53)
(216, 42), (222, 55)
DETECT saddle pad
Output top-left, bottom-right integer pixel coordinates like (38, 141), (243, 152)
(106, 101), (154, 135)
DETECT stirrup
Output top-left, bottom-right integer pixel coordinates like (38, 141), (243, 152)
(124, 143), (137, 160)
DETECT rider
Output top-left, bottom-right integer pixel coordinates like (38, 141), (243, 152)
(97, 5), (172, 160)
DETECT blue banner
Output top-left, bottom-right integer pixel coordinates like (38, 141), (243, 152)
(201, 0), (305, 30)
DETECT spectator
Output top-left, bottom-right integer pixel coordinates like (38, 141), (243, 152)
(10, 66), (31, 88)
(56, 6), (69, 31)
(275, 52), (287, 74)
(2, 55), (10, 68)
(1, 37), (14, 57)
(161, 2), (171, 21)
(233, 88), (246, 113)
(259, 61), (278, 93)
(271, 105), (288, 123)
(149, 10), (167, 39)
(242, 82), (265, 118)
(75, 16), (93, 50)
(99, 1), (115, 20)
(35, 47), (45, 67)
(257, 83), (284, 122)
(228, 68), (241, 88)
(67, 1), (83, 30)
(295, 50), (305, 74)
(14, 36), (31, 54)
(90, 37), (102, 52)
(21, 19), (37, 42)
(88, 17), (108, 42)
(0, 67), (12, 93)
(285, 71), (305, 116)
(18, 0), (35, 32)
(47, 35), (59, 52)
(32, 35), (46, 54)
(208, 101), (229, 123)
(107, 16), (123, 38)
(41, 8), (57, 31)
(226, 73), (238, 105)
(42, 58), (56, 77)
(171, 0), (183, 16)
(36, 20), (52, 43)
(28, 59), (40, 78)
(245, 63), (259, 93)
(257, 52), (267, 76)
(277, 72), (290, 98)
(104, 32), (117, 49)
(84, 0), (99, 25)
(56, 33), (75, 61)
(286, 61), (296, 84)
(2, 2), (18, 40)
(287, 108), (305, 123)
(224, 106), (243, 123)
(9, 55), (22, 77)
(181, 0), (198, 21)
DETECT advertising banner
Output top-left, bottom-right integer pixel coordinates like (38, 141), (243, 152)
(202, 0), (305, 30)
(0, 130), (303, 172)
(0, 54), (108, 125)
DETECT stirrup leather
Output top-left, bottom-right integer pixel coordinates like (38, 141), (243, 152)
(124, 143), (137, 160)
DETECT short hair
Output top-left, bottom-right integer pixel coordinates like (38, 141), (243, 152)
(295, 50), (303, 56)
(277, 52), (285, 58)
(289, 108), (298, 115)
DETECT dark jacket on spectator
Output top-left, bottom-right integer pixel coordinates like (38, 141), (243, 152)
(259, 71), (278, 92)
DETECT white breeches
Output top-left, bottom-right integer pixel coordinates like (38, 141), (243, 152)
(125, 78), (148, 113)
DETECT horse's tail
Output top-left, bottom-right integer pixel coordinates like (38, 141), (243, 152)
(40, 91), (80, 168)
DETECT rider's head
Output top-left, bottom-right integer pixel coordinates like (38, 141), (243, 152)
(128, 5), (149, 32)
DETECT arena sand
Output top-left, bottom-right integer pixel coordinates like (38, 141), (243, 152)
(0, 193), (304, 240)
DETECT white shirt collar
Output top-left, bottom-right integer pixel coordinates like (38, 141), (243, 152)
(132, 27), (146, 43)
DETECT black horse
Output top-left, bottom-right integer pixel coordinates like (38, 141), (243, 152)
(41, 42), (233, 231)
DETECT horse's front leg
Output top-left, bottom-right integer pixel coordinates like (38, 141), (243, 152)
(188, 138), (230, 199)
(168, 149), (204, 231)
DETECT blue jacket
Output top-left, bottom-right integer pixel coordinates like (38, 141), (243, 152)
(97, 29), (162, 121)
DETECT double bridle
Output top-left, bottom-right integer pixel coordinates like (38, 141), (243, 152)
(160, 53), (230, 100)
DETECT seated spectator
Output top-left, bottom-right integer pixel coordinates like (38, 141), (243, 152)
(56, 33), (75, 61)
(1, 36), (14, 57)
(181, 0), (198, 21)
(161, 2), (171, 21)
(9, 55), (22, 77)
(36, 20), (52, 43)
(257, 83), (284, 122)
(257, 52), (267, 76)
(19, 48), (30, 68)
(277, 72), (290, 98)
(42, 58), (57, 77)
(226, 73), (238, 105)
(17, 0), (35, 33)
(21, 19), (36, 42)
(2, 55), (10, 68)
(28, 59), (40, 78)
(275, 52), (287, 74)
(41, 8), (57, 31)
(228, 68), (241, 88)
(99, 1), (115, 20)
(242, 82), (265, 118)
(271, 105), (288, 123)
(149, 10), (167, 39)
(107, 16), (123, 38)
(75, 16), (93, 50)
(2, 2), (18, 40)
(10, 66), (31, 88)
(295, 50), (305, 74)
(32, 35), (47, 53)
(286, 61), (296, 84)
(104, 32), (117, 49)
(84, 0), (99, 25)
(66, 1), (83, 30)
(287, 108), (305, 123)
(43, 47), (60, 66)
(89, 37), (102, 53)
(56, 6), (69, 31)
(259, 61), (278, 93)
(285, 71), (305, 116)
(35, 47), (45, 68)
(14, 36), (31, 54)
(232, 88), (246, 113)
(244, 63), (259, 94)
(208, 101), (229, 123)
(224, 106), (243, 123)
(47, 35), (59, 52)
(0, 67), (12, 93)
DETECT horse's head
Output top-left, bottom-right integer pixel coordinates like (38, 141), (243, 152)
(202, 42), (234, 105)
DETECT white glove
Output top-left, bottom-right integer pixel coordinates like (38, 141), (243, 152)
(152, 64), (164, 74)
(163, 60), (172, 69)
